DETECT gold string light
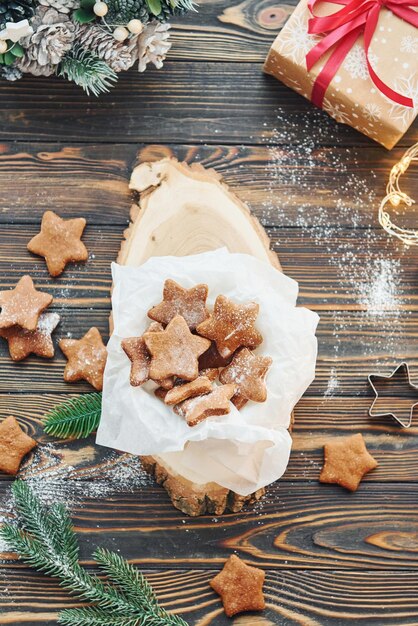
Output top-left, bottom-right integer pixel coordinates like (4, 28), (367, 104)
(379, 142), (418, 246)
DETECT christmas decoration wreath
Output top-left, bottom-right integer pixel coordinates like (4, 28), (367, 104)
(0, 0), (196, 95)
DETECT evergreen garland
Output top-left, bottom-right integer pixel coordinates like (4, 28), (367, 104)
(43, 392), (103, 439)
(58, 46), (118, 96)
(1, 482), (189, 626)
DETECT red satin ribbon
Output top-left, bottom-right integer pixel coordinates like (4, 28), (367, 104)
(306, 0), (418, 108)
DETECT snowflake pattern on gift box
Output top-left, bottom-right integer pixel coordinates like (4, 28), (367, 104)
(277, 12), (320, 63)
(363, 102), (382, 122)
(388, 75), (418, 130)
(343, 44), (379, 80)
(400, 35), (418, 54)
(323, 98), (351, 124)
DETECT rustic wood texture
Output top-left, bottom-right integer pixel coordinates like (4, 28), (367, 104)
(0, 0), (418, 623)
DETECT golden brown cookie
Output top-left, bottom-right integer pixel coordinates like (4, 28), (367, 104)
(60, 327), (107, 391)
(27, 210), (88, 277)
(164, 376), (213, 405)
(319, 433), (378, 492)
(197, 295), (263, 359)
(121, 321), (164, 387)
(0, 416), (37, 475)
(210, 554), (265, 617)
(175, 383), (235, 426)
(199, 367), (219, 382)
(219, 348), (272, 405)
(0, 312), (60, 361)
(148, 279), (209, 330)
(0, 275), (53, 332)
(144, 315), (210, 381)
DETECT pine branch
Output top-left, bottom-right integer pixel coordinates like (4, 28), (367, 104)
(0, 482), (189, 626)
(170, 0), (197, 11)
(58, 47), (117, 97)
(43, 393), (102, 439)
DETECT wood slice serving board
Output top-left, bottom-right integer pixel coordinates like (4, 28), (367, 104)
(117, 157), (284, 516)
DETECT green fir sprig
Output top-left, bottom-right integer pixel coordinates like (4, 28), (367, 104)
(58, 47), (118, 96)
(43, 393), (102, 439)
(0, 482), (189, 626)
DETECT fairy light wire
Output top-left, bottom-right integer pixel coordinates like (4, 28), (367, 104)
(379, 142), (418, 246)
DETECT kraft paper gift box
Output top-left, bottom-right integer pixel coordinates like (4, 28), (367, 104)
(264, 0), (418, 149)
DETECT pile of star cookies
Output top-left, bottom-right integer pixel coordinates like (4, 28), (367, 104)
(122, 279), (272, 427)
(0, 210), (107, 391)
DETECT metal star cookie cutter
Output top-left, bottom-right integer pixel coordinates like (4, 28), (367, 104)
(368, 362), (418, 429)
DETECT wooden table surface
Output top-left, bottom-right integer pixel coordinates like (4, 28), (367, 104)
(1, 0), (418, 624)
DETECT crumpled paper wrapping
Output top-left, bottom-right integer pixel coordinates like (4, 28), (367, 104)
(96, 249), (319, 495)
(264, 0), (418, 149)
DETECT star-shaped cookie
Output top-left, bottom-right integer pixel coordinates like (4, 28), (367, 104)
(0, 416), (37, 475)
(121, 321), (164, 386)
(0, 312), (60, 361)
(27, 210), (88, 277)
(164, 376), (213, 405)
(60, 327), (107, 391)
(175, 383), (235, 426)
(219, 348), (272, 405)
(210, 554), (265, 617)
(148, 279), (209, 330)
(0, 275), (53, 331)
(196, 295), (263, 358)
(143, 315), (210, 381)
(319, 433), (378, 492)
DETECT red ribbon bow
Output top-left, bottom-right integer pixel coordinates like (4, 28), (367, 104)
(306, 0), (418, 108)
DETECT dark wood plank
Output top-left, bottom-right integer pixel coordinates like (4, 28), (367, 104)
(1, 481), (418, 568)
(2, 143), (418, 228)
(0, 395), (417, 482)
(0, 65), (416, 145)
(1, 567), (418, 625)
(0, 225), (416, 311)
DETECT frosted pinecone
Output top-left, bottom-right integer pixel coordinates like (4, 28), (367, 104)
(16, 55), (57, 75)
(136, 21), (171, 72)
(0, 65), (23, 81)
(18, 6), (75, 67)
(73, 23), (138, 72)
(38, 0), (79, 14)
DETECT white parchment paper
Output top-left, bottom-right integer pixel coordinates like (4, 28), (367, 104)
(96, 249), (319, 495)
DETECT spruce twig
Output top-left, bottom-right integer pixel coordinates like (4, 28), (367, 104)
(0, 482), (189, 626)
(58, 47), (117, 96)
(43, 393), (102, 439)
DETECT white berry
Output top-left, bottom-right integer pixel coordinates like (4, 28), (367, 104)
(113, 26), (129, 42)
(93, 1), (108, 17)
(127, 19), (143, 34)
(0, 40), (7, 54)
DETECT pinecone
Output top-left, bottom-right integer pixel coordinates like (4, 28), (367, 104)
(105, 0), (149, 25)
(0, 0), (36, 29)
(156, 1), (188, 22)
(73, 23), (138, 72)
(136, 20), (171, 72)
(18, 7), (75, 69)
(15, 55), (57, 76)
(38, 0), (79, 14)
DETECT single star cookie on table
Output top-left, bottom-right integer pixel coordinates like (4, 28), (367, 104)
(319, 433), (378, 492)
(143, 315), (210, 381)
(148, 279), (209, 330)
(196, 295), (263, 359)
(0, 275), (53, 331)
(60, 327), (107, 391)
(0, 416), (37, 475)
(0, 312), (60, 361)
(27, 210), (88, 277)
(219, 347), (272, 408)
(210, 554), (265, 617)
(174, 383), (235, 426)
